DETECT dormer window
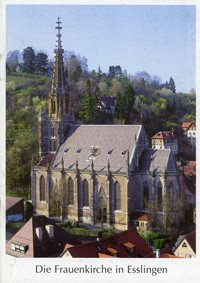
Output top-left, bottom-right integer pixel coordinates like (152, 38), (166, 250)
(90, 146), (99, 156)
(121, 150), (126, 155)
(123, 242), (135, 254)
(11, 241), (29, 254)
(107, 247), (118, 257)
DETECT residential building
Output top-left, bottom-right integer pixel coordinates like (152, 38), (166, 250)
(173, 230), (196, 258)
(151, 131), (178, 154)
(6, 215), (80, 257)
(181, 122), (196, 144)
(6, 196), (24, 224)
(97, 96), (116, 115)
(60, 228), (152, 258)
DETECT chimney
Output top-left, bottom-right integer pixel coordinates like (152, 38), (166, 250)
(36, 227), (43, 240)
(156, 249), (160, 258)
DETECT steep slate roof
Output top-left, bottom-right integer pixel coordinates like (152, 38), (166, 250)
(173, 231), (196, 254)
(62, 228), (152, 258)
(6, 196), (23, 211)
(139, 149), (177, 172)
(152, 131), (176, 140)
(6, 215), (81, 257)
(52, 125), (141, 172)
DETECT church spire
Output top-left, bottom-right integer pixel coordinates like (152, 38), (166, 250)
(55, 17), (63, 52)
(48, 17), (69, 119)
(39, 18), (72, 158)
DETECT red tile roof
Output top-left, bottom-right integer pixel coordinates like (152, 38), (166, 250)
(137, 214), (149, 221)
(98, 253), (115, 258)
(188, 161), (196, 167)
(181, 122), (196, 129)
(161, 253), (183, 258)
(6, 196), (23, 211)
(38, 153), (55, 166)
(178, 166), (196, 176)
(145, 247), (173, 258)
(152, 131), (175, 140)
(62, 228), (152, 258)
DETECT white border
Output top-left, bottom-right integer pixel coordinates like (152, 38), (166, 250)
(1, 1), (199, 282)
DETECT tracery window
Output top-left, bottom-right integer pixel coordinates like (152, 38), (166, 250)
(143, 181), (149, 209)
(52, 100), (56, 114)
(157, 181), (163, 203)
(40, 175), (46, 201)
(68, 177), (74, 205)
(115, 181), (121, 210)
(83, 179), (89, 207)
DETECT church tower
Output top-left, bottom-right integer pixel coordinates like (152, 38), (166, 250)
(39, 18), (73, 158)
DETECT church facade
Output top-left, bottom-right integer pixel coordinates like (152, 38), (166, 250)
(31, 19), (182, 232)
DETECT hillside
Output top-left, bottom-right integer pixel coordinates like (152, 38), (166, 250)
(6, 71), (195, 198)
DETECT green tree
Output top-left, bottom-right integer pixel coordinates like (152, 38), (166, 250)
(79, 92), (99, 123)
(35, 52), (48, 75)
(22, 47), (35, 74)
(114, 91), (123, 120)
(168, 77), (176, 93)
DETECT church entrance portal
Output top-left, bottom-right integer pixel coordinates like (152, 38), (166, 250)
(96, 187), (107, 223)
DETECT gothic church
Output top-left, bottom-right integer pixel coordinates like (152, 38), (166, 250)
(31, 19), (182, 232)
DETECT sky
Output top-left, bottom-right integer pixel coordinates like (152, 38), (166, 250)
(6, 4), (196, 93)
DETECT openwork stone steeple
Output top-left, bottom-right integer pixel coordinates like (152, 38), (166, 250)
(39, 18), (73, 158)
(49, 18), (69, 120)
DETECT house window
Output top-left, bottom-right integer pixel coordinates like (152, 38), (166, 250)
(182, 242), (187, 248)
(40, 175), (46, 201)
(68, 177), (74, 205)
(83, 179), (89, 207)
(115, 181), (121, 210)
(186, 254), (192, 258)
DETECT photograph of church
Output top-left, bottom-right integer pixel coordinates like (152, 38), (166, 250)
(31, 18), (182, 232)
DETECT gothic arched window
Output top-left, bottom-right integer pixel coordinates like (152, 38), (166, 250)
(51, 125), (55, 137)
(115, 181), (121, 210)
(52, 100), (56, 114)
(143, 181), (149, 209)
(83, 179), (89, 207)
(157, 181), (162, 203)
(40, 175), (46, 201)
(68, 177), (74, 205)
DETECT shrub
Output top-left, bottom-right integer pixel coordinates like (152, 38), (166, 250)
(152, 238), (166, 249)
(38, 77), (46, 85)
(102, 231), (114, 238)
